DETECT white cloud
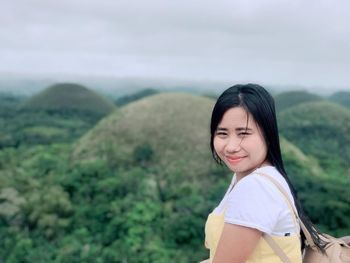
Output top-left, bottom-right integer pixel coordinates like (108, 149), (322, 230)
(1, 0), (350, 88)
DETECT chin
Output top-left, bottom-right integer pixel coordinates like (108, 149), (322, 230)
(227, 165), (242, 174)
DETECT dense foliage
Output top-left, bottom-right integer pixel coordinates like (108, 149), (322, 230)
(278, 101), (350, 177)
(0, 90), (349, 262)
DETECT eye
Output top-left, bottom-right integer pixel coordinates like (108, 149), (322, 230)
(238, 132), (251, 136)
(215, 131), (227, 137)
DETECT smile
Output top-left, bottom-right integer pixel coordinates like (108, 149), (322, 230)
(226, 156), (246, 164)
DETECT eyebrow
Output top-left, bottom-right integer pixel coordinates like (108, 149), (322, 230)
(216, 127), (252, 131)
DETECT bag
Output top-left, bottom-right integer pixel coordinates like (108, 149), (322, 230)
(302, 233), (350, 263)
(258, 173), (350, 263)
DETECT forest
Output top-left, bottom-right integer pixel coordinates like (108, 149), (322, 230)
(0, 83), (349, 263)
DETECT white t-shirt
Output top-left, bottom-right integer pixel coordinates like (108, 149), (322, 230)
(213, 166), (300, 236)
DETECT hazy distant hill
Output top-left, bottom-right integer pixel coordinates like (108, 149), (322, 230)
(274, 91), (323, 112)
(20, 83), (116, 115)
(329, 91), (350, 108)
(278, 101), (350, 177)
(0, 83), (117, 148)
(115, 88), (159, 106)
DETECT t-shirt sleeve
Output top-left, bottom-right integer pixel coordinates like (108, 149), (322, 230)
(224, 174), (283, 234)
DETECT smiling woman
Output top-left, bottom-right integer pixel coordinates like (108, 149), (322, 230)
(200, 84), (328, 263)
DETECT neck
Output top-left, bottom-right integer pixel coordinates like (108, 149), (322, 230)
(236, 161), (272, 182)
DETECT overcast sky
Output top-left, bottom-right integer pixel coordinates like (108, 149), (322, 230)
(1, 0), (350, 90)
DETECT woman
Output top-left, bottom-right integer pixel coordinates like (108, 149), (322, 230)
(201, 84), (327, 263)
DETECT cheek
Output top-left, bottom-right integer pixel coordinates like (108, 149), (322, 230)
(213, 137), (222, 153)
(256, 137), (268, 157)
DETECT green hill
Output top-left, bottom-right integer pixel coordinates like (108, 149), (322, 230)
(73, 93), (217, 180)
(329, 91), (350, 108)
(278, 101), (350, 177)
(1, 84), (116, 148)
(274, 91), (323, 112)
(20, 83), (116, 115)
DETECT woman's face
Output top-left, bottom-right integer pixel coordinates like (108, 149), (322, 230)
(213, 106), (269, 180)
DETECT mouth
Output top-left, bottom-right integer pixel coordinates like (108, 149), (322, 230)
(225, 156), (246, 164)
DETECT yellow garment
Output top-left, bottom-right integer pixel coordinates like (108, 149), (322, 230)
(204, 211), (302, 262)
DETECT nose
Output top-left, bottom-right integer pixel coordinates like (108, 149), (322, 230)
(225, 136), (242, 153)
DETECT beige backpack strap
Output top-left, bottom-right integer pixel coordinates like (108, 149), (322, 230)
(257, 172), (317, 249)
(263, 234), (292, 263)
(257, 173), (299, 232)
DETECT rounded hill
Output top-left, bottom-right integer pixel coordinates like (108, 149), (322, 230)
(72, 93), (217, 179)
(20, 83), (116, 115)
(278, 101), (350, 176)
(274, 91), (323, 112)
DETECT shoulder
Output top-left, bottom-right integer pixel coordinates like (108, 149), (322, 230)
(229, 171), (284, 204)
(233, 167), (285, 195)
(236, 172), (272, 188)
(224, 166), (289, 234)
(226, 166), (287, 210)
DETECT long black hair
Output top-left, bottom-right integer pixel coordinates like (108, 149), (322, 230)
(210, 83), (327, 252)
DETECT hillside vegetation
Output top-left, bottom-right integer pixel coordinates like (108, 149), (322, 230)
(329, 91), (350, 108)
(0, 90), (349, 262)
(0, 84), (116, 148)
(278, 101), (350, 177)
